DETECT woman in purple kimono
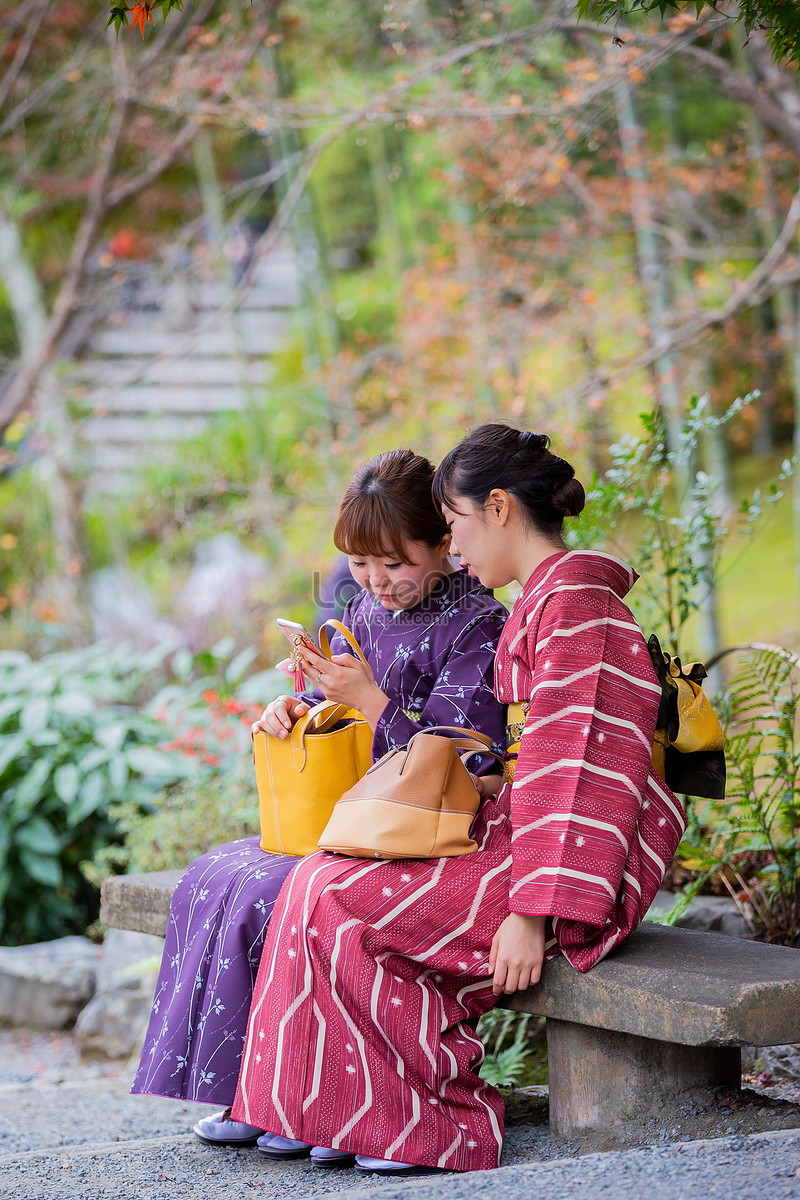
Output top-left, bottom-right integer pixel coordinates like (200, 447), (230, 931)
(132, 449), (507, 1150)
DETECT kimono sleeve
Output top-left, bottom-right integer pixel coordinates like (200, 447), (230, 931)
(508, 587), (660, 925)
(374, 612), (507, 769)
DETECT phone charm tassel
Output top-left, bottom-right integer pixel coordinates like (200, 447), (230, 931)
(290, 642), (307, 693)
(293, 659), (306, 692)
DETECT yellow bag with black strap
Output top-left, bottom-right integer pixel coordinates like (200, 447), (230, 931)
(502, 635), (726, 800)
(253, 620), (374, 856)
(647, 634), (726, 799)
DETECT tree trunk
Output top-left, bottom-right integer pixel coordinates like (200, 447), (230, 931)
(0, 209), (86, 626)
(615, 82), (684, 468)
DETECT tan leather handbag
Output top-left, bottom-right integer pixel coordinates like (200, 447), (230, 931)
(318, 726), (504, 860)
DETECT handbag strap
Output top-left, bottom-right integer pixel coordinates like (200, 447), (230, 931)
(290, 700), (366, 771)
(319, 618), (369, 668)
(407, 724), (495, 750)
(405, 725), (505, 771)
(459, 748), (506, 770)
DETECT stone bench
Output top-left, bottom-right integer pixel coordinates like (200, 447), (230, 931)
(100, 871), (800, 1138)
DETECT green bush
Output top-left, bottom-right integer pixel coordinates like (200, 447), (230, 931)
(477, 1008), (547, 1088)
(106, 766), (260, 876)
(88, 681), (275, 879)
(0, 642), (195, 945)
(0, 635), (284, 945)
(664, 644), (800, 947)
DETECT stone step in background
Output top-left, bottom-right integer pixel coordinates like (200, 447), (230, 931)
(74, 246), (301, 494)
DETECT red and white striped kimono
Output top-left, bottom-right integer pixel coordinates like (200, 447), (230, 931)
(232, 550), (685, 1170)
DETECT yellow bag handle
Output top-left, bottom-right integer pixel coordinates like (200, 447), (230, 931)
(288, 699), (367, 772)
(318, 618), (369, 668)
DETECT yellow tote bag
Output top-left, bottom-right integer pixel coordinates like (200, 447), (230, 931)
(254, 621), (374, 855)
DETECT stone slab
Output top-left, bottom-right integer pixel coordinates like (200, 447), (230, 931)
(100, 871), (184, 939)
(507, 923), (800, 1048)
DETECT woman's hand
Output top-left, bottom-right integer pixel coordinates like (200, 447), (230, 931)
(489, 913), (546, 996)
(469, 772), (504, 800)
(297, 645), (389, 729)
(251, 695), (310, 740)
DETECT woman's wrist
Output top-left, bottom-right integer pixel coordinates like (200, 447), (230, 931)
(358, 687), (390, 731)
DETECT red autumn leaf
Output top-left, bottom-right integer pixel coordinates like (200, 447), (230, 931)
(129, 2), (154, 38)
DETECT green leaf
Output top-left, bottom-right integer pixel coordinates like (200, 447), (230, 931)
(54, 763), (80, 805)
(108, 756), (129, 794)
(18, 848), (62, 889)
(67, 772), (107, 826)
(125, 745), (188, 779)
(52, 692), (96, 721)
(0, 819), (10, 867)
(29, 730), (61, 747)
(20, 697), (51, 736)
(0, 697), (23, 729)
(0, 735), (28, 778)
(171, 649), (193, 681)
(15, 817), (61, 856)
(226, 646), (258, 683)
(12, 758), (53, 814)
(0, 651), (30, 670)
(211, 636), (235, 660)
(80, 746), (110, 773)
(94, 721), (130, 755)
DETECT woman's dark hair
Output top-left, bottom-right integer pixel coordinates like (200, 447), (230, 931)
(334, 449), (449, 565)
(433, 424), (585, 537)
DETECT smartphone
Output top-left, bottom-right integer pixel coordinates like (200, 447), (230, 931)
(276, 618), (323, 658)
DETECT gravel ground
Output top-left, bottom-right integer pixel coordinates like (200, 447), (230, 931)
(1, 1029), (799, 1200)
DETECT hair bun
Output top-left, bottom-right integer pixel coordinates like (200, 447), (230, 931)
(518, 430), (549, 453)
(552, 477), (586, 518)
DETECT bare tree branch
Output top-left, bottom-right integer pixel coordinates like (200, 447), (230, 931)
(679, 42), (800, 159)
(0, 44), (93, 138)
(0, 0), (51, 112)
(0, 77), (131, 432)
(105, 116), (205, 209)
(564, 187), (800, 405)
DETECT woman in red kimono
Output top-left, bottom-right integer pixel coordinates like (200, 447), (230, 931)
(231, 425), (685, 1175)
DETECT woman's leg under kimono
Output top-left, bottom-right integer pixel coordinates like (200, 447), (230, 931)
(132, 837), (299, 1106)
(231, 798), (512, 1172)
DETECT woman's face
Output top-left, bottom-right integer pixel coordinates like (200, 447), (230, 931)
(441, 496), (513, 590)
(347, 536), (452, 610)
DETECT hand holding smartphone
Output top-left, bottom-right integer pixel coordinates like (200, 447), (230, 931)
(276, 618), (326, 690)
(276, 618), (323, 658)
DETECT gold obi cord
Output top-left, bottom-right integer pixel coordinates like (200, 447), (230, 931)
(504, 701), (529, 784)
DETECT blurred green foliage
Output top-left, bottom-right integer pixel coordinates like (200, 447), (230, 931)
(664, 644), (800, 947)
(0, 636), (283, 944)
(106, 766), (260, 876)
(0, 642), (189, 944)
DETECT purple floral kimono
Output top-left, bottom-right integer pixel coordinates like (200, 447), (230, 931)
(132, 569), (507, 1107)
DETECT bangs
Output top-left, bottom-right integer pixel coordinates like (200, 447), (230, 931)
(333, 493), (416, 564)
